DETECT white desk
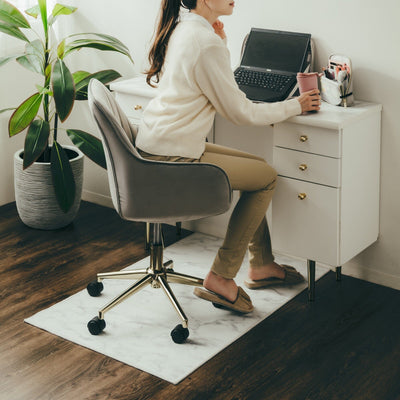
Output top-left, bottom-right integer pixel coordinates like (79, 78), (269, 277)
(110, 76), (382, 300)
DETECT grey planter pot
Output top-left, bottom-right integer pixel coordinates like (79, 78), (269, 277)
(14, 145), (84, 230)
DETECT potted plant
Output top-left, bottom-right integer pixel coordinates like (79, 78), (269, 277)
(0, 0), (133, 229)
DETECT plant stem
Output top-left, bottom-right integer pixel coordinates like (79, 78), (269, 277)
(43, 17), (50, 162)
(54, 113), (58, 142)
(43, 28), (49, 123)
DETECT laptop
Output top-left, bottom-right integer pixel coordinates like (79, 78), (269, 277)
(234, 28), (311, 103)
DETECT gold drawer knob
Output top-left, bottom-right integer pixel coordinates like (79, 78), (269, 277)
(299, 164), (308, 171)
(134, 104), (142, 110)
(300, 135), (308, 142)
(298, 193), (307, 200)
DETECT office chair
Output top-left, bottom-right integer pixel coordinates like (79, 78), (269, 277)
(86, 79), (232, 343)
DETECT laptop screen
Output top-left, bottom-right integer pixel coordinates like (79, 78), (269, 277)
(241, 28), (310, 73)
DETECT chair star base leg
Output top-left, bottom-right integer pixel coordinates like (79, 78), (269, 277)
(98, 275), (152, 320)
(97, 269), (148, 282)
(158, 275), (189, 329)
(166, 271), (203, 286)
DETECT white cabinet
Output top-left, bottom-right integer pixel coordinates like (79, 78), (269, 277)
(215, 101), (382, 300)
(271, 104), (382, 269)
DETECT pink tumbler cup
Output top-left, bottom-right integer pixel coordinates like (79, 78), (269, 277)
(296, 72), (319, 94)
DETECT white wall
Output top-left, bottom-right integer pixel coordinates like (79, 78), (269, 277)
(0, 35), (38, 204)
(1, 0), (400, 289)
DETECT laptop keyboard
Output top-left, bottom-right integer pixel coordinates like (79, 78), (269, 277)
(234, 69), (293, 92)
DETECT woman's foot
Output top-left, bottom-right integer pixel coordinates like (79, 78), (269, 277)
(245, 263), (305, 289)
(203, 271), (238, 303)
(248, 261), (286, 281)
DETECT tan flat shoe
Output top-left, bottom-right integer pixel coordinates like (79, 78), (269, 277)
(193, 286), (254, 314)
(244, 264), (305, 289)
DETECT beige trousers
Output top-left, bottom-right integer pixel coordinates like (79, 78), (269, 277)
(139, 142), (277, 279)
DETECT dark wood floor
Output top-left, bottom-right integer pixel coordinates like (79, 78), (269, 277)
(1, 201), (400, 400)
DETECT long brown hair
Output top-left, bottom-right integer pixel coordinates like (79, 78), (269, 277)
(146, 0), (197, 87)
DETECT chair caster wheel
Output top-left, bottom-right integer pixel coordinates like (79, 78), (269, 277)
(87, 317), (106, 335)
(87, 281), (104, 297)
(171, 324), (189, 344)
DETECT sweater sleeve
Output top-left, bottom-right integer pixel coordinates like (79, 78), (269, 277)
(193, 44), (302, 126)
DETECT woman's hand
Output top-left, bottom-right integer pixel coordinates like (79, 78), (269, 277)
(297, 89), (321, 113)
(212, 19), (226, 40)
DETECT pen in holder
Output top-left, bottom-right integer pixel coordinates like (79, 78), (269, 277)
(320, 54), (354, 107)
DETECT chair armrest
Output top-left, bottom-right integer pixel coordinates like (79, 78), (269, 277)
(119, 155), (232, 222)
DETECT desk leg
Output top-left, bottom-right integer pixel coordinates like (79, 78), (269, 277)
(336, 266), (342, 281)
(176, 222), (182, 236)
(307, 259), (316, 302)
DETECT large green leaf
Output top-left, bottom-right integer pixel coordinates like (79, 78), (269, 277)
(16, 40), (45, 75)
(74, 69), (121, 100)
(63, 34), (134, 63)
(67, 129), (106, 169)
(48, 3), (77, 25)
(50, 141), (75, 213)
(0, 0), (30, 28)
(52, 59), (75, 122)
(68, 32), (131, 54)
(38, 0), (47, 36)
(23, 119), (50, 169)
(0, 22), (29, 42)
(64, 39), (127, 57)
(9, 93), (43, 137)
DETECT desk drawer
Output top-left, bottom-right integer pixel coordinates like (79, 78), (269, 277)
(273, 147), (341, 187)
(115, 92), (152, 120)
(272, 176), (339, 265)
(274, 122), (341, 158)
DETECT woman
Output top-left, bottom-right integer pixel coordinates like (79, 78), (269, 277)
(136, 0), (321, 313)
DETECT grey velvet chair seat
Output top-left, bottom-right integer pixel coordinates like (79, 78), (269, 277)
(86, 79), (232, 343)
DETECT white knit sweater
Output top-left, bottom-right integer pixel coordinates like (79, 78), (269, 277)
(136, 12), (302, 159)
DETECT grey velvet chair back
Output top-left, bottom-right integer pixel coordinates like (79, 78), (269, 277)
(88, 79), (232, 223)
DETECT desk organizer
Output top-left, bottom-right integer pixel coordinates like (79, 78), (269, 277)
(321, 54), (354, 107)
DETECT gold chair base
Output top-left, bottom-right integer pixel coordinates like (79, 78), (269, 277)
(95, 244), (203, 329)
